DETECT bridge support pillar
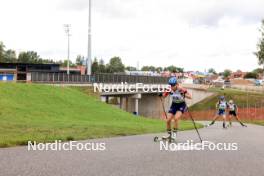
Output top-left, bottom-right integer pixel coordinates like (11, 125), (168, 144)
(119, 97), (123, 109)
(131, 94), (141, 116)
(135, 98), (139, 115)
(105, 96), (109, 104)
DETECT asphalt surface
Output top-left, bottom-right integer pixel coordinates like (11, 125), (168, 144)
(0, 122), (264, 176)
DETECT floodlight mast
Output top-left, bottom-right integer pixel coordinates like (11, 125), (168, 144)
(64, 24), (71, 75)
(87, 0), (92, 75)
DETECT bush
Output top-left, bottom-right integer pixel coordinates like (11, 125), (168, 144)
(244, 72), (258, 79)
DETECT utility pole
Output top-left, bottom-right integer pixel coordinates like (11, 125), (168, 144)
(87, 0), (92, 75)
(64, 24), (71, 75)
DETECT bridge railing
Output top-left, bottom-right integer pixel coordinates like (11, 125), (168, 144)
(31, 72), (169, 84)
(31, 72), (91, 83)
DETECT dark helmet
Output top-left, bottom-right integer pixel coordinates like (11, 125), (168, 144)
(219, 96), (225, 100)
(168, 77), (177, 86)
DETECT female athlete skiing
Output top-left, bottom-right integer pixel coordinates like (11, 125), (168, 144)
(159, 77), (192, 140)
(227, 100), (247, 127)
(206, 96), (228, 129)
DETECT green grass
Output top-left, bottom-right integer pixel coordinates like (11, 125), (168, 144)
(0, 83), (201, 147)
(245, 121), (264, 126)
(190, 87), (264, 111)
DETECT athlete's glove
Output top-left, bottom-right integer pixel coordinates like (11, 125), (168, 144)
(179, 88), (187, 99)
(179, 88), (187, 95)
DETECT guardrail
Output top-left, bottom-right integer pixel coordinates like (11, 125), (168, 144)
(31, 72), (169, 84)
(231, 85), (264, 93)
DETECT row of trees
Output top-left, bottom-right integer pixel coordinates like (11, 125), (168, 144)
(91, 59), (185, 74)
(92, 57), (125, 73)
(255, 19), (264, 73)
(0, 41), (183, 74)
(141, 65), (184, 73)
(0, 42), (49, 64)
(218, 68), (264, 79)
(0, 41), (69, 65)
(0, 41), (89, 67)
(244, 68), (264, 79)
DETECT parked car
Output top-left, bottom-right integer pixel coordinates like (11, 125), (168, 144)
(255, 80), (263, 86)
(224, 80), (231, 88)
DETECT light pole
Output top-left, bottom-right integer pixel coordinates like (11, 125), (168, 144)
(87, 0), (92, 75)
(64, 24), (71, 75)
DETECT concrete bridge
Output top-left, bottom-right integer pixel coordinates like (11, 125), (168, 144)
(30, 72), (214, 119)
(96, 83), (214, 119)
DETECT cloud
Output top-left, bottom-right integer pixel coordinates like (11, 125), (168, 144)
(0, 0), (262, 72)
(57, 0), (140, 19)
(57, 0), (264, 26)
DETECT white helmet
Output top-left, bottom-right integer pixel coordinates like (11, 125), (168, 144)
(229, 100), (234, 104)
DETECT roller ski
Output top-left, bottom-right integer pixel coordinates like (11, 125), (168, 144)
(241, 123), (247, 127)
(204, 121), (216, 128)
(154, 130), (177, 143)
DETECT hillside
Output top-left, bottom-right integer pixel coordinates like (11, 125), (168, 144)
(0, 83), (199, 147)
(190, 88), (264, 111)
(188, 88), (264, 122)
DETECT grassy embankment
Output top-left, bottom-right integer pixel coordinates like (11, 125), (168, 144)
(0, 83), (202, 147)
(190, 87), (264, 126)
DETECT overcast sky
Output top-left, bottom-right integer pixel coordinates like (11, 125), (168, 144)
(0, 0), (264, 72)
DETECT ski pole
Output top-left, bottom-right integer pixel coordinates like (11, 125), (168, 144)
(159, 96), (168, 119)
(186, 106), (203, 143)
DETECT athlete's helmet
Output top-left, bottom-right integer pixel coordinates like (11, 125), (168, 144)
(168, 77), (177, 86)
(219, 96), (225, 100)
(229, 100), (233, 104)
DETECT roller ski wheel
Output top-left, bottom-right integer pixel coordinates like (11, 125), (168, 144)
(154, 136), (159, 142)
(153, 136), (176, 143)
(204, 124), (211, 128)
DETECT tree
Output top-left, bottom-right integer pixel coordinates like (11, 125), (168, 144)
(41, 59), (56, 64)
(92, 58), (99, 74)
(98, 59), (106, 73)
(255, 19), (264, 77)
(0, 41), (58, 64)
(156, 67), (163, 73)
(126, 66), (137, 71)
(106, 57), (125, 73)
(164, 65), (184, 73)
(252, 68), (264, 74)
(76, 55), (85, 66)
(18, 51), (41, 63)
(0, 41), (6, 62)
(141, 66), (156, 72)
(223, 69), (232, 78)
(61, 60), (75, 67)
(208, 68), (217, 75)
(244, 72), (258, 79)
(4, 49), (17, 63)
(141, 66), (150, 71)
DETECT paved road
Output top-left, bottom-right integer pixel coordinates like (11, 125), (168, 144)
(0, 122), (264, 176)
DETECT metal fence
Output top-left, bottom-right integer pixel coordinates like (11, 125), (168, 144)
(184, 106), (264, 121)
(31, 72), (169, 84)
(183, 100), (264, 121)
(231, 85), (264, 93)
